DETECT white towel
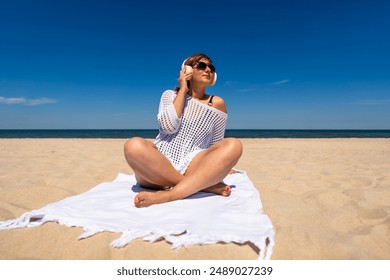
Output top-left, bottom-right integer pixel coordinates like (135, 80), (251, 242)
(0, 170), (274, 259)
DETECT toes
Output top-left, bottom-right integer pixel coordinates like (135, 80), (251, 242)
(134, 195), (143, 207)
(223, 186), (231, 196)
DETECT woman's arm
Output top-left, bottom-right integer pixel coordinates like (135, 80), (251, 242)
(157, 68), (192, 134)
(172, 68), (192, 118)
(157, 90), (182, 134)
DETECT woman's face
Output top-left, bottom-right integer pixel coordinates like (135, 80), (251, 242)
(191, 58), (215, 86)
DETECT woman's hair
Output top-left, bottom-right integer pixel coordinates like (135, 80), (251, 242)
(175, 53), (213, 92)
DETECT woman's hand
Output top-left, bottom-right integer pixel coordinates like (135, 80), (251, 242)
(173, 67), (192, 117)
(178, 67), (192, 93)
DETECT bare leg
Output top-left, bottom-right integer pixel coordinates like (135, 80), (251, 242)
(124, 137), (182, 188)
(124, 137), (232, 193)
(134, 138), (243, 207)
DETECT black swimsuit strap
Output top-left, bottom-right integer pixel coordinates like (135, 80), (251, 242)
(208, 95), (214, 106)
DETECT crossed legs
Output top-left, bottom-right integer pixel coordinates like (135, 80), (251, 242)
(123, 137), (243, 207)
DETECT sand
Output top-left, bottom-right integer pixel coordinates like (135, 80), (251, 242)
(0, 138), (389, 260)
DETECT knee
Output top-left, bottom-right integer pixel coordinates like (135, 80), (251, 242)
(124, 137), (146, 159)
(223, 138), (243, 159)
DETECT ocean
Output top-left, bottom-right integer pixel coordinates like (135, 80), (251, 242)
(1, 129), (390, 138)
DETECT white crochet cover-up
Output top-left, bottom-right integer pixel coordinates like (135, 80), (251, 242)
(155, 89), (227, 174)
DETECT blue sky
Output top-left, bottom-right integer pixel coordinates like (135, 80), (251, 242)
(0, 0), (389, 129)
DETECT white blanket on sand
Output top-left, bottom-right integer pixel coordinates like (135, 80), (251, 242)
(0, 171), (274, 259)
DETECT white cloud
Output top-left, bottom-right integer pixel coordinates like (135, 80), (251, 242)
(26, 98), (57, 106)
(269, 79), (290, 85)
(0, 97), (26, 104)
(0, 96), (57, 106)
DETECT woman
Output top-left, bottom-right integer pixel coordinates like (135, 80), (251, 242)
(124, 53), (243, 207)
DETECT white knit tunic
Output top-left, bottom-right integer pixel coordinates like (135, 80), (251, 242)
(155, 90), (227, 174)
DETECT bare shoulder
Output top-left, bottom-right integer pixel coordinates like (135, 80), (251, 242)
(212, 95), (227, 113)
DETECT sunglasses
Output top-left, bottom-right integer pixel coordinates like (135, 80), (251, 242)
(194, 61), (216, 73)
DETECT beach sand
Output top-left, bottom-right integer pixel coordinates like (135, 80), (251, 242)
(0, 138), (389, 260)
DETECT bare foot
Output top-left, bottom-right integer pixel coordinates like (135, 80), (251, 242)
(134, 183), (231, 208)
(202, 182), (231, 197)
(134, 191), (171, 208)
